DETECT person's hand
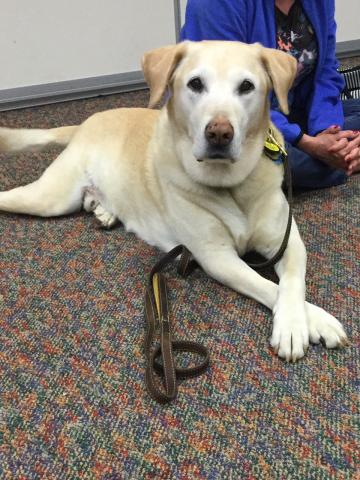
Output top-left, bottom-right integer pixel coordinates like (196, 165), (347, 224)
(298, 129), (360, 173)
(318, 125), (342, 135)
(317, 126), (360, 175)
(344, 131), (360, 175)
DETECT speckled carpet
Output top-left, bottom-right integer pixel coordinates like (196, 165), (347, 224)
(0, 91), (359, 479)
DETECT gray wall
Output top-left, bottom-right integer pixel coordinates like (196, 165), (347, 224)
(0, 0), (177, 110)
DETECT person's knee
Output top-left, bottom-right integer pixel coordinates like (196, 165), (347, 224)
(342, 99), (360, 129)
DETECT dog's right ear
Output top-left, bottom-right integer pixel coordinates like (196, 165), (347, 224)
(142, 43), (188, 108)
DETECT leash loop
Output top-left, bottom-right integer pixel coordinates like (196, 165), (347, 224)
(144, 246), (209, 404)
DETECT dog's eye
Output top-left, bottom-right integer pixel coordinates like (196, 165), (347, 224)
(238, 80), (255, 95)
(187, 77), (205, 93)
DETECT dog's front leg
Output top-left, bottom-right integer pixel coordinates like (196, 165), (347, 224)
(189, 238), (307, 353)
(271, 220), (309, 362)
(189, 221), (308, 362)
(271, 221), (348, 360)
(190, 236), (347, 361)
(189, 242), (279, 312)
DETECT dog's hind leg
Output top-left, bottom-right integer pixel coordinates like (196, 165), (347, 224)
(0, 144), (86, 217)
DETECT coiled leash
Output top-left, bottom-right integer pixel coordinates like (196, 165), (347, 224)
(144, 128), (292, 403)
(144, 245), (210, 403)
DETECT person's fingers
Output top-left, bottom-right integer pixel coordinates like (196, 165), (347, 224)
(318, 125), (341, 136)
(334, 130), (360, 141)
(345, 146), (360, 163)
(345, 132), (360, 152)
(338, 145), (353, 159)
(328, 138), (349, 153)
(328, 132), (360, 156)
(337, 138), (360, 159)
(345, 146), (360, 175)
(346, 156), (360, 175)
(328, 125), (341, 133)
(352, 157), (360, 173)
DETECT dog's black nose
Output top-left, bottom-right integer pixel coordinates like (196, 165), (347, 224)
(205, 116), (234, 147)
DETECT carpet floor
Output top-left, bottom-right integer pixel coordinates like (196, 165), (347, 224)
(0, 91), (359, 479)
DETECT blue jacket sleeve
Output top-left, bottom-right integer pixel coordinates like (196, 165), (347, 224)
(271, 110), (303, 144)
(307, 1), (345, 135)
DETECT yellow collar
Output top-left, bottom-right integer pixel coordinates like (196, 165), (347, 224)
(264, 128), (287, 164)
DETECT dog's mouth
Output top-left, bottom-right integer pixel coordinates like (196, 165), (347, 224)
(197, 148), (235, 164)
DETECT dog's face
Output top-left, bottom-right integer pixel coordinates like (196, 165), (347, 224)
(142, 41), (296, 186)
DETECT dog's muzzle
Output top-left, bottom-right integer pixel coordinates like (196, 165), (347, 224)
(205, 115), (234, 146)
(197, 115), (235, 162)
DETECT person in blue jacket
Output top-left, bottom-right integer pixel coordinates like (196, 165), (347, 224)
(181, 0), (360, 188)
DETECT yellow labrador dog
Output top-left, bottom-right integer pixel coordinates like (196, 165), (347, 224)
(0, 41), (347, 361)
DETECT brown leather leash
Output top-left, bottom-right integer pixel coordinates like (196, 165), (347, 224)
(144, 130), (292, 403)
(247, 131), (293, 270)
(144, 245), (209, 403)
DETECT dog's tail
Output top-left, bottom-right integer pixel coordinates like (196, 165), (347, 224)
(0, 125), (79, 153)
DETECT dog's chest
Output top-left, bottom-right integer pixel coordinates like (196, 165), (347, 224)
(217, 193), (251, 253)
(188, 188), (251, 254)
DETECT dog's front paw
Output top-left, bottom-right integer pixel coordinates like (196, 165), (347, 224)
(306, 303), (348, 348)
(271, 302), (309, 362)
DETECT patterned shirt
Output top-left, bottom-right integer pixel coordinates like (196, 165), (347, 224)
(275, 1), (318, 87)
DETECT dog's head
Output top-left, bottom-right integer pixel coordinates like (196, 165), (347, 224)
(142, 41), (296, 186)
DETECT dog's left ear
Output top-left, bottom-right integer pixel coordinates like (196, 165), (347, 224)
(142, 43), (188, 108)
(260, 47), (297, 115)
